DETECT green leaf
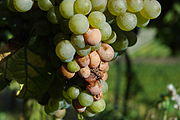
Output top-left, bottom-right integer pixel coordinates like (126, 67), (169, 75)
(0, 36), (64, 102)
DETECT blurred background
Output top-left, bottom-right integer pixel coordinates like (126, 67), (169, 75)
(0, 0), (180, 120)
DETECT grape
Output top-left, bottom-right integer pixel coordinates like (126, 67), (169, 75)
(126, 0), (143, 13)
(71, 34), (86, 49)
(136, 12), (150, 27)
(89, 99), (106, 113)
(63, 90), (72, 103)
(103, 31), (117, 44)
(111, 33), (129, 52)
(89, 51), (101, 69)
(67, 60), (80, 73)
(69, 14), (89, 34)
(38, 0), (53, 11)
(99, 22), (112, 41)
(54, 109), (66, 119)
(47, 98), (59, 112)
(78, 66), (91, 78)
(83, 109), (95, 117)
(67, 86), (80, 99)
(88, 11), (106, 28)
(55, 40), (76, 61)
(61, 56), (74, 63)
(74, 0), (92, 15)
(60, 65), (75, 79)
(140, 0), (161, 19)
(84, 28), (102, 46)
(108, 0), (127, 16)
(116, 12), (137, 31)
(47, 7), (59, 24)
(78, 92), (94, 107)
(77, 45), (91, 56)
(103, 10), (115, 24)
(59, 0), (75, 19)
(124, 31), (137, 47)
(100, 80), (108, 93)
(6, 0), (17, 12)
(13, 0), (34, 12)
(91, 42), (101, 51)
(97, 43), (114, 62)
(75, 55), (90, 67)
(90, 0), (107, 12)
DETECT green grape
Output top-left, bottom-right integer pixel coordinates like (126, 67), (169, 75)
(89, 99), (106, 113)
(116, 12), (137, 31)
(67, 86), (80, 99)
(91, 42), (101, 51)
(59, 0), (75, 19)
(83, 109), (96, 117)
(71, 34), (86, 49)
(13, 0), (34, 12)
(67, 60), (80, 73)
(69, 14), (89, 34)
(88, 11), (106, 28)
(111, 32), (128, 52)
(78, 92), (94, 107)
(47, 98), (59, 112)
(136, 12), (150, 27)
(74, 0), (92, 15)
(126, 0), (143, 13)
(47, 7), (58, 24)
(140, 0), (161, 19)
(54, 33), (69, 45)
(99, 22), (112, 41)
(103, 31), (117, 44)
(61, 56), (74, 63)
(55, 40), (76, 61)
(77, 45), (91, 56)
(100, 80), (108, 93)
(91, 0), (107, 12)
(63, 90), (72, 103)
(38, 0), (53, 11)
(108, 0), (127, 16)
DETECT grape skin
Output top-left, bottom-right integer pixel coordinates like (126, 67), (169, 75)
(69, 14), (89, 34)
(13, 0), (34, 12)
(126, 0), (143, 13)
(116, 12), (137, 31)
(108, 0), (127, 16)
(140, 0), (161, 19)
(88, 11), (106, 28)
(90, 0), (107, 12)
(59, 0), (75, 19)
(136, 12), (150, 27)
(74, 0), (92, 15)
(38, 0), (53, 11)
(99, 22), (112, 41)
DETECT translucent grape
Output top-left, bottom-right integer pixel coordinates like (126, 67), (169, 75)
(126, 0), (143, 13)
(140, 0), (161, 19)
(90, 0), (107, 12)
(89, 99), (106, 113)
(67, 86), (80, 99)
(103, 31), (117, 44)
(74, 0), (92, 15)
(136, 12), (150, 27)
(116, 12), (137, 31)
(71, 34), (85, 49)
(59, 0), (75, 19)
(67, 60), (80, 73)
(55, 40), (76, 61)
(13, 0), (34, 12)
(77, 46), (91, 56)
(88, 11), (106, 28)
(99, 22), (112, 41)
(108, 0), (127, 16)
(78, 92), (94, 107)
(69, 14), (89, 34)
(38, 0), (53, 11)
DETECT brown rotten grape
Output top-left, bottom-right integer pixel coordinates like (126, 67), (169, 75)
(75, 55), (90, 67)
(97, 43), (114, 62)
(78, 66), (91, 78)
(60, 65), (75, 79)
(89, 51), (101, 68)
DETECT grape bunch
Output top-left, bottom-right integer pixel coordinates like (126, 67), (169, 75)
(7, 0), (161, 119)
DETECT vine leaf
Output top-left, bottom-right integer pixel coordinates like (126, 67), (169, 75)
(0, 37), (64, 102)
